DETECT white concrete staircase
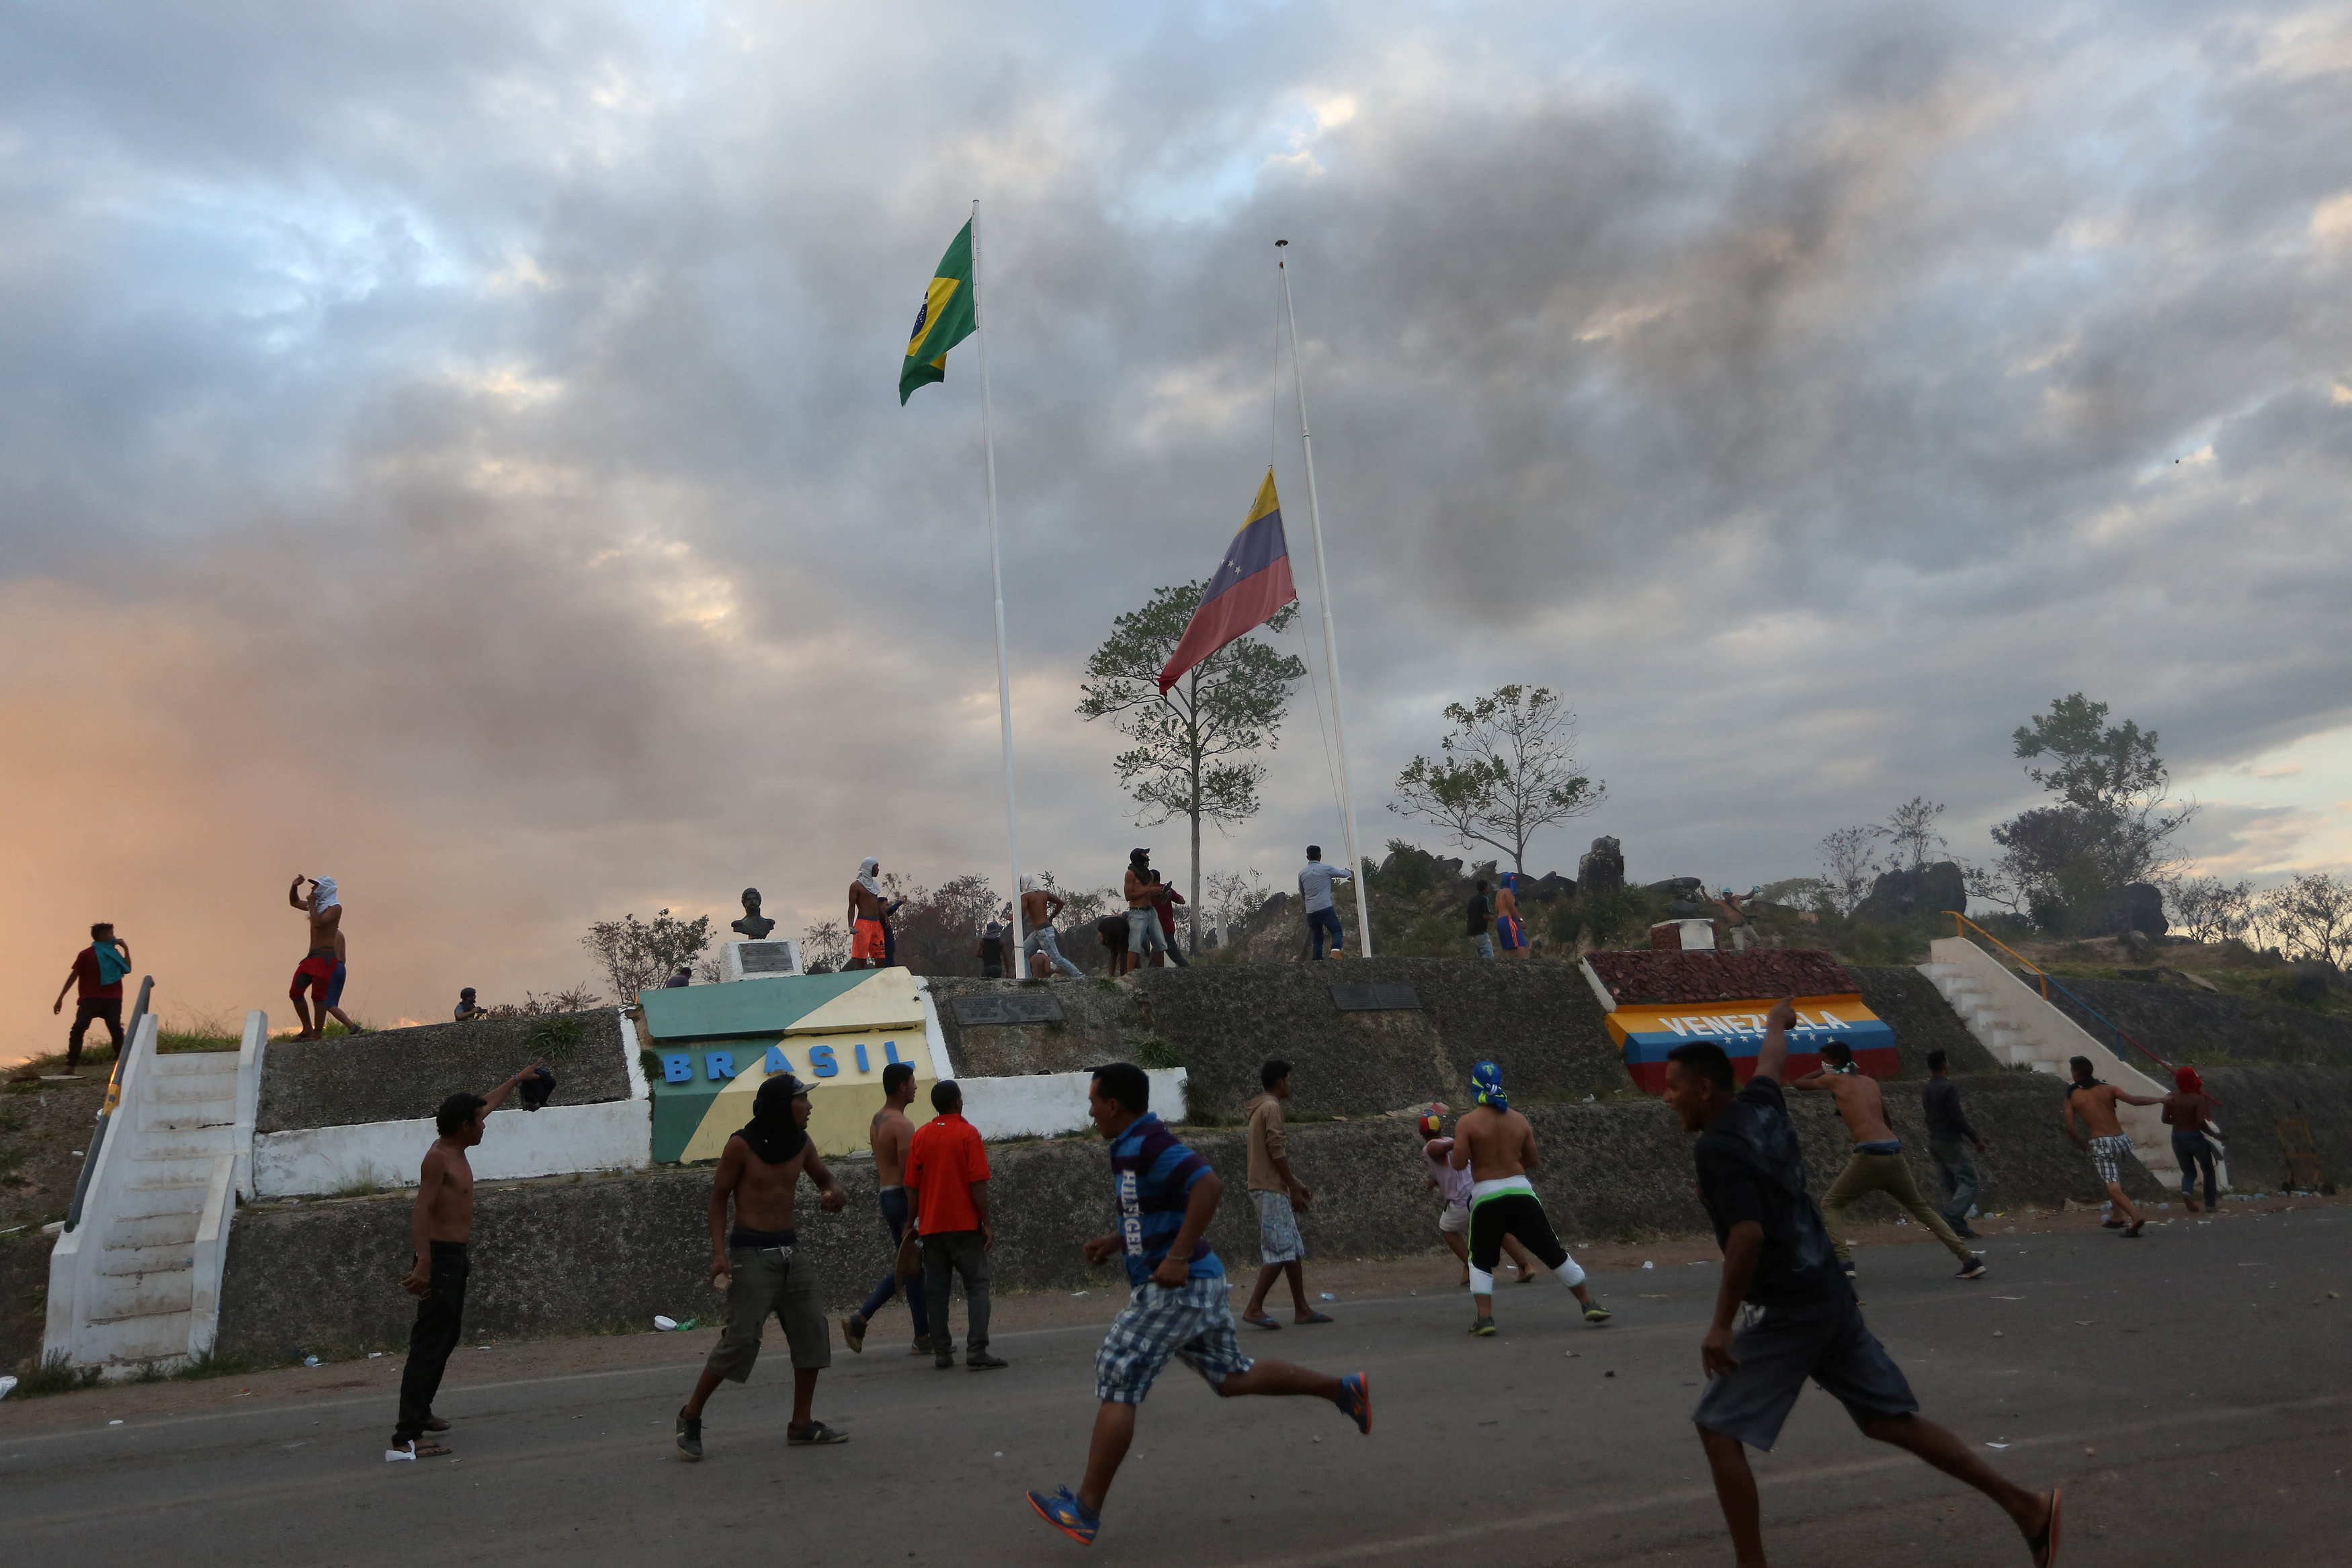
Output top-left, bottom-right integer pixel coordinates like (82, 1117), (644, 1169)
(46, 1010), (262, 1371)
(1920, 937), (2187, 1183)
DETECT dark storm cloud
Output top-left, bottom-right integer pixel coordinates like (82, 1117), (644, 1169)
(3, 1), (2351, 1029)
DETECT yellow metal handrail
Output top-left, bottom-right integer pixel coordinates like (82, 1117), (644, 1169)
(1945, 912), (2050, 998)
(1941, 910), (2173, 1074)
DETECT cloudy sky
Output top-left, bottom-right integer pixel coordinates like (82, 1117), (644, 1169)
(5, 1), (2350, 1043)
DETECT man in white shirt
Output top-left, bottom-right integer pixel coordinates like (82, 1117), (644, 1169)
(1298, 846), (1352, 960)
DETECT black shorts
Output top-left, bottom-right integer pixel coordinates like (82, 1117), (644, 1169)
(1468, 1190), (1568, 1273)
(1692, 1296), (1917, 1451)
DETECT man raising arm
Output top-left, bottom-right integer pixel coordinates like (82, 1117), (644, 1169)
(2061, 1057), (2165, 1236)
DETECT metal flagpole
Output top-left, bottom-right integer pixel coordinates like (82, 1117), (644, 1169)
(1277, 241), (1374, 957)
(972, 198), (1025, 963)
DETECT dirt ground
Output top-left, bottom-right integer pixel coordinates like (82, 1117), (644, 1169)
(1, 1069), (111, 1374)
(4, 1190), (2337, 1432)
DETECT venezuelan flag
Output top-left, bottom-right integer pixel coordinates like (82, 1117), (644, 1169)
(1159, 470), (1299, 693)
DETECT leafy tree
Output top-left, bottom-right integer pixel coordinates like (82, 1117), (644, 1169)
(1818, 826), (1878, 915)
(581, 909), (713, 1000)
(1974, 694), (2195, 930)
(1389, 685), (1604, 874)
(1078, 582), (1304, 953)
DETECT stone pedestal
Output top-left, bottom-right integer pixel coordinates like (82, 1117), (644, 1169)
(718, 939), (802, 982)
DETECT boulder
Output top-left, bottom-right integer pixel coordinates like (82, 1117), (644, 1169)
(1578, 836), (1625, 900)
(1525, 873), (1577, 904)
(1853, 861), (1966, 924)
(1643, 876), (1704, 899)
(2118, 882), (2168, 938)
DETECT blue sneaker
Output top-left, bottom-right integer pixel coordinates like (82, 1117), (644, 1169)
(1027, 1486), (1099, 1546)
(1337, 1371), (1372, 1435)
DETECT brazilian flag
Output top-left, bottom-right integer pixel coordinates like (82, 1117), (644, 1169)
(899, 221), (978, 404)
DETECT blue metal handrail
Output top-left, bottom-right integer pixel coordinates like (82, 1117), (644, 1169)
(1943, 914), (2173, 1076)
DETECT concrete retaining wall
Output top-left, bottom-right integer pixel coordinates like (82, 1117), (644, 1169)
(252, 1097), (652, 1198)
(2049, 977), (2352, 1067)
(956, 1068), (1188, 1143)
(2187, 1065), (2352, 1193)
(257, 1010), (632, 1131)
(214, 1068), (2165, 1364)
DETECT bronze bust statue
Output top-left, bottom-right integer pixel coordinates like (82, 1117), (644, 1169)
(730, 887), (776, 941)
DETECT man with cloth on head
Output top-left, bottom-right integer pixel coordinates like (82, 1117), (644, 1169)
(1448, 1061), (1610, 1336)
(847, 859), (890, 970)
(287, 873), (362, 1039)
(673, 1074), (851, 1460)
(1121, 849), (1171, 971)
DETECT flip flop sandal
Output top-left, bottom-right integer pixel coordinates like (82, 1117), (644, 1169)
(1243, 1315), (1283, 1330)
(2029, 1487), (2062, 1566)
(1294, 1311), (1335, 1325)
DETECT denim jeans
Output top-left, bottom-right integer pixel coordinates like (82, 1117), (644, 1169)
(1469, 932), (1495, 961)
(1928, 1137), (1980, 1230)
(856, 1188), (929, 1335)
(1306, 907), (1345, 959)
(1023, 925), (1085, 978)
(2173, 1131), (2218, 1207)
(1126, 908), (1169, 957)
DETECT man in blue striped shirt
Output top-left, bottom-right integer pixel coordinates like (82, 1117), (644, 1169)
(1026, 1062), (1372, 1547)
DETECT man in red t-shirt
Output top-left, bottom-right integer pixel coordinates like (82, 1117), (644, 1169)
(51, 922), (132, 1076)
(907, 1080), (1007, 1372)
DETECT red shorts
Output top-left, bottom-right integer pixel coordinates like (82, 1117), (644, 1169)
(851, 918), (886, 963)
(290, 953), (337, 998)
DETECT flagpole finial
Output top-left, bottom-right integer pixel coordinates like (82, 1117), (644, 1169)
(1275, 238), (1288, 247)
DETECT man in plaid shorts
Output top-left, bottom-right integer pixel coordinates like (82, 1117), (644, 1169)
(2062, 1055), (2162, 1237)
(1027, 1061), (1371, 1546)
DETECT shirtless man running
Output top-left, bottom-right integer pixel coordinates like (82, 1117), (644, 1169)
(675, 1075), (852, 1458)
(2062, 1056), (2165, 1236)
(1021, 880), (1084, 979)
(848, 859), (890, 970)
(1447, 1061), (1609, 1335)
(287, 874), (361, 1039)
(842, 1061), (931, 1356)
(387, 1058), (542, 1460)
(1794, 1041), (1984, 1280)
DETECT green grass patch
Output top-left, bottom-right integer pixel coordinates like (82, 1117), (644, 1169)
(13, 1350), (103, 1398)
(173, 1348), (256, 1381)
(1134, 1039), (1184, 1070)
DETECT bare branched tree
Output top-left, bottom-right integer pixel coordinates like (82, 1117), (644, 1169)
(2170, 875), (2257, 945)
(1390, 685), (1604, 874)
(2265, 871), (2352, 967)
(581, 909), (714, 1001)
(1818, 826), (1878, 916)
(1871, 797), (1949, 873)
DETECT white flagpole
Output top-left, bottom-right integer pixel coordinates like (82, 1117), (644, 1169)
(1277, 241), (1374, 958)
(972, 198), (1025, 965)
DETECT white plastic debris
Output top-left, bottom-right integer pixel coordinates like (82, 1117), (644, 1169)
(1319, 1292), (1337, 1301)
(1642, 1261), (1654, 1270)
(1070, 1291), (1088, 1298)
(1986, 1440), (2011, 1450)
(654, 1315), (679, 1332)
(109, 1418), (124, 1426)
(0, 1375), (15, 1401)
(302, 1355), (320, 1367)
(385, 1443), (417, 1463)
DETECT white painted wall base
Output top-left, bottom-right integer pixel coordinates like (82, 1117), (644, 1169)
(253, 1096), (653, 1196)
(958, 1069), (1189, 1143)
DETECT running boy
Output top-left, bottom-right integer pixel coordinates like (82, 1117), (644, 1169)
(1025, 1062), (1370, 1546)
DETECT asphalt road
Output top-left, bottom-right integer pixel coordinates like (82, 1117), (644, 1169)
(6, 1208), (2349, 1567)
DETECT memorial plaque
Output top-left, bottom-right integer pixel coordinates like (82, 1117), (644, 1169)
(738, 942), (800, 974)
(950, 993), (1067, 1027)
(1331, 983), (1421, 1012)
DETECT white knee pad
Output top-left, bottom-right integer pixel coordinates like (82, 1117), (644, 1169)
(1468, 1267), (1495, 1295)
(1554, 1256), (1586, 1289)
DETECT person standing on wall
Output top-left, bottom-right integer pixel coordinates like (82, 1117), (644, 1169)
(1921, 1050), (1990, 1240)
(1122, 848), (1171, 973)
(1465, 879), (1496, 961)
(1021, 880), (1085, 979)
(978, 914), (1007, 978)
(1299, 846), (1352, 960)
(1150, 873), (1188, 969)
(1660, 1002), (2060, 1567)
(848, 859), (890, 971)
(388, 1057), (543, 1461)
(51, 921), (131, 1077)
(1493, 873), (1529, 959)
(842, 1061), (931, 1356)
(1238, 1061), (1332, 1330)
(288, 874), (362, 1039)
(908, 1080), (1008, 1371)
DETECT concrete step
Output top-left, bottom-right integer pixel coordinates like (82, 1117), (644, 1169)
(108, 1211), (202, 1248)
(149, 1053), (239, 1077)
(84, 1266), (195, 1321)
(75, 1309), (194, 1364)
(146, 1073), (237, 1100)
(124, 1160), (222, 1192)
(136, 1110), (237, 1135)
(98, 1242), (199, 1276)
(130, 1131), (241, 1161)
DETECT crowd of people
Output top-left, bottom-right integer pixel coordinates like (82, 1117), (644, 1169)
(376, 998), (2233, 1561)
